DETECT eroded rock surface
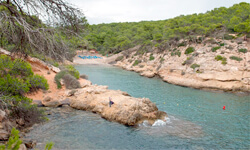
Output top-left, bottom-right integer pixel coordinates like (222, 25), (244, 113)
(114, 38), (250, 92)
(70, 85), (167, 126)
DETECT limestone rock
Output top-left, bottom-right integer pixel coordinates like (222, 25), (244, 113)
(42, 96), (61, 107)
(32, 100), (44, 107)
(0, 110), (6, 122)
(70, 85), (167, 126)
(19, 144), (27, 150)
(0, 129), (9, 140)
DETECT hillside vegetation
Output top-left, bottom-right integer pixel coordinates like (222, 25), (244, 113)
(83, 2), (249, 55)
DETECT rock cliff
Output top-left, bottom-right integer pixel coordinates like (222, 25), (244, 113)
(114, 37), (250, 93)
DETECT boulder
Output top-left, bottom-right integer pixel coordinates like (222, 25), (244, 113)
(70, 85), (167, 126)
(32, 100), (44, 107)
(42, 96), (61, 107)
(0, 129), (9, 140)
(19, 144), (27, 150)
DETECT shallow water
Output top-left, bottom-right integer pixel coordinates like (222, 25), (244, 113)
(26, 65), (250, 149)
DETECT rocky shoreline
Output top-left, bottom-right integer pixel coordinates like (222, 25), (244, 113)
(113, 38), (250, 93)
(0, 49), (167, 149)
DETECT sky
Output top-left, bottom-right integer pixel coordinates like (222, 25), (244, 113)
(69, 0), (249, 25)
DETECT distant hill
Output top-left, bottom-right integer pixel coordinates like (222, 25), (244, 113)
(84, 2), (250, 55)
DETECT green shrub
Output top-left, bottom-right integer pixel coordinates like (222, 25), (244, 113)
(220, 43), (225, 46)
(178, 42), (185, 47)
(190, 64), (200, 70)
(133, 60), (141, 66)
(28, 75), (49, 92)
(0, 55), (13, 73)
(45, 142), (54, 150)
(215, 55), (226, 61)
(149, 54), (155, 61)
(53, 62), (59, 67)
(54, 70), (69, 89)
(115, 56), (124, 61)
(211, 46), (221, 52)
(0, 128), (22, 150)
(62, 74), (81, 89)
(171, 51), (181, 57)
(64, 65), (80, 79)
(221, 60), (227, 65)
(10, 59), (33, 77)
(0, 74), (30, 95)
(185, 47), (194, 55)
(224, 34), (234, 40)
(182, 57), (194, 65)
(215, 55), (227, 65)
(160, 58), (165, 63)
(55, 65), (81, 89)
(0, 55), (48, 95)
(238, 48), (247, 53)
(0, 95), (46, 128)
(230, 56), (242, 61)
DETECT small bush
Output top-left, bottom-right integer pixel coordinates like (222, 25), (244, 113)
(221, 61), (227, 65)
(133, 60), (141, 66)
(9, 59), (34, 77)
(28, 75), (49, 92)
(0, 128), (22, 150)
(149, 54), (155, 61)
(62, 74), (81, 89)
(215, 55), (226, 61)
(64, 65), (80, 79)
(230, 56), (243, 61)
(190, 64), (200, 70)
(238, 48), (247, 53)
(211, 46), (221, 52)
(224, 34), (234, 40)
(185, 47), (195, 55)
(178, 42), (185, 47)
(0, 95), (46, 128)
(160, 58), (165, 63)
(215, 55), (227, 65)
(54, 70), (69, 89)
(220, 43), (225, 46)
(80, 74), (88, 79)
(181, 71), (185, 76)
(0, 74), (30, 95)
(171, 51), (181, 57)
(115, 56), (124, 61)
(55, 65), (80, 89)
(182, 57), (194, 65)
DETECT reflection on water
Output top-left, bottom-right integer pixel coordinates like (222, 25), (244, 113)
(26, 65), (250, 149)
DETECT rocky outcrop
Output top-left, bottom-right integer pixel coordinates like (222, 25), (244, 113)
(0, 110), (14, 140)
(70, 85), (167, 126)
(0, 48), (60, 73)
(114, 38), (250, 93)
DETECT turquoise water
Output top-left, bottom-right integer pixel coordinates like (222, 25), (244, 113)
(27, 65), (250, 149)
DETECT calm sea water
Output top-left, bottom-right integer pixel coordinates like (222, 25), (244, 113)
(26, 65), (250, 150)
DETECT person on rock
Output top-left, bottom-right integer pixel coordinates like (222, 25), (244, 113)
(109, 97), (114, 107)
